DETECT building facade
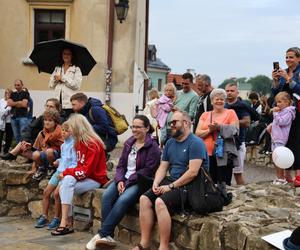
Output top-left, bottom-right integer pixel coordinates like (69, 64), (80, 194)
(0, 0), (148, 139)
(147, 44), (170, 92)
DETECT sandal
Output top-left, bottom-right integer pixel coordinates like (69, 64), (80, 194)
(135, 243), (150, 250)
(51, 226), (74, 236)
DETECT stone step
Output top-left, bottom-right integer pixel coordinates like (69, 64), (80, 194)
(0, 159), (32, 171)
(4, 169), (33, 185)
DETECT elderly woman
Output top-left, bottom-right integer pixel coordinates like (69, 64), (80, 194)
(86, 115), (161, 250)
(49, 47), (82, 118)
(272, 47), (300, 186)
(196, 88), (239, 203)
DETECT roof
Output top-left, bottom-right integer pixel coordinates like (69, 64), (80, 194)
(167, 73), (200, 94)
(147, 57), (170, 71)
(148, 44), (157, 53)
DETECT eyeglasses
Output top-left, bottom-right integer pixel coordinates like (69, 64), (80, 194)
(168, 120), (181, 126)
(130, 125), (145, 129)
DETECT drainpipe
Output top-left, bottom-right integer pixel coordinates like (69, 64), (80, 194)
(105, 0), (115, 105)
(143, 0), (149, 108)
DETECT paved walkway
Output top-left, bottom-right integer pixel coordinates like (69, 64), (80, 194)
(0, 217), (130, 250)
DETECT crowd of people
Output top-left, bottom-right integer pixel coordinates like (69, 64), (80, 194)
(1, 46), (300, 249)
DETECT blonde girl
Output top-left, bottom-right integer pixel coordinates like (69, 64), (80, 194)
(51, 114), (108, 236)
(267, 92), (296, 185)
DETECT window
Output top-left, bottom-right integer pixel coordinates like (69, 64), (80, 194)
(34, 9), (65, 44)
(158, 79), (162, 91)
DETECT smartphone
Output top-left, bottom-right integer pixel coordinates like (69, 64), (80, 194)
(273, 62), (279, 71)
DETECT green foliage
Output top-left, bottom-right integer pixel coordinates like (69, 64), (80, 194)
(218, 77), (247, 89)
(248, 75), (272, 95)
(218, 75), (272, 95)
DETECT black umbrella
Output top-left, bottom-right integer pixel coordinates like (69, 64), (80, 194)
(29, 39), (97, 76)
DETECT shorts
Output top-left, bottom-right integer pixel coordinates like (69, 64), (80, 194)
(271, 142), (284, 151)
(48, 170), (61, 187)
(233, 142), (246, 174)
(142, 177), (184, 215)
(39, 150), (60, 170)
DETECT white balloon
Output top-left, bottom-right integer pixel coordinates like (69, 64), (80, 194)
(272, 146), (294, 169)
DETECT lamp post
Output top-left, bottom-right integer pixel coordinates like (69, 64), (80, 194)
(115, 0), (129, 23)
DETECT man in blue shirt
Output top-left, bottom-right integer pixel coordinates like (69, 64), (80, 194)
(134, 111), (208, 250)
(225, 83), (250, 185)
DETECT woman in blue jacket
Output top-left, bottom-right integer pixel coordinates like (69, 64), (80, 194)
(271, 47), (300, 185)
(86, 115), (161, 250)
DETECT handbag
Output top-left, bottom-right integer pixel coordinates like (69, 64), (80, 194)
(186, 167), (224, 214)
(210, 112), (224, 157)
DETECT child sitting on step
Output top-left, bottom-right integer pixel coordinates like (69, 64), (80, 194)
(35, 121), (77, 229)
(31, 109), (64, 181)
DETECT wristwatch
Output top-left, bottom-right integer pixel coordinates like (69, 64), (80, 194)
(168, 183), (175, 189)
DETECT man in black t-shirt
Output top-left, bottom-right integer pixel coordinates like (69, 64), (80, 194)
(7, 79), (30, 143)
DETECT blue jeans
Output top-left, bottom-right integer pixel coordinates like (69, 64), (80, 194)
(11, 117), (29, 143)
(99, 181), (139, 237)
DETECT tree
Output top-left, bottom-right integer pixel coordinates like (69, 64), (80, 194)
(218, 77), (247, 89)
(248, 75), (272, 95)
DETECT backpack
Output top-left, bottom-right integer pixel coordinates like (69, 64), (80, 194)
(88, 101), (129, 135)
(101, 104), (129, 135)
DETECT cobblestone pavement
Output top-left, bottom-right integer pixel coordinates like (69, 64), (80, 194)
(0, 217), (130, 250)
(235, 162), (276, 185)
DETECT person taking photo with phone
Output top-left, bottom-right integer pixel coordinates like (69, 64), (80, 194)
(271, 47), (300, 187)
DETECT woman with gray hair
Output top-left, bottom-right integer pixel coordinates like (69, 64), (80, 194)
(196, 88), (239, 204)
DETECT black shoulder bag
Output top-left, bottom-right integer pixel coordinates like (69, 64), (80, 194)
(186, 167), (224, 214)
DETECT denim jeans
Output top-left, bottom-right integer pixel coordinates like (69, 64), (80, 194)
(99, 181), (139, 237)
(10, 117), (29, 143)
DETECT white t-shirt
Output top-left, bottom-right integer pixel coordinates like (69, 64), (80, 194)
(125, 144), (137, 179)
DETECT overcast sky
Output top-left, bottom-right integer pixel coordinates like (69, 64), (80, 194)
(149, 0), (300, 86)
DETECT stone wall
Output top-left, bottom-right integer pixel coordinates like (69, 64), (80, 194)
(1, 158), (299, 250)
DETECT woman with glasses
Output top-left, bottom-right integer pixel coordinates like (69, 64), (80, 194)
(196, 88), (239, 204)
(1, 98), (64, 161)
(86, 115), (161, 250)
(271, 47), (300, 186)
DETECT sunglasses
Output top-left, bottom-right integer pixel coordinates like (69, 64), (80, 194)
(168, 120), (182, 126)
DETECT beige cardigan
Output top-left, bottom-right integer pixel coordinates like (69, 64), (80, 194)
(49, 65), (82, 109)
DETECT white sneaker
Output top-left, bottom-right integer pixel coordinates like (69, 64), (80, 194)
(86, 234), (101, 250)
(272, 178), (287, 185)
(96, 236), (117, 247)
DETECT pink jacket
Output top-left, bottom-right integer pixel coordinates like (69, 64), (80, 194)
(156, 95), (173, 128)
(271, 106), (296, 144)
